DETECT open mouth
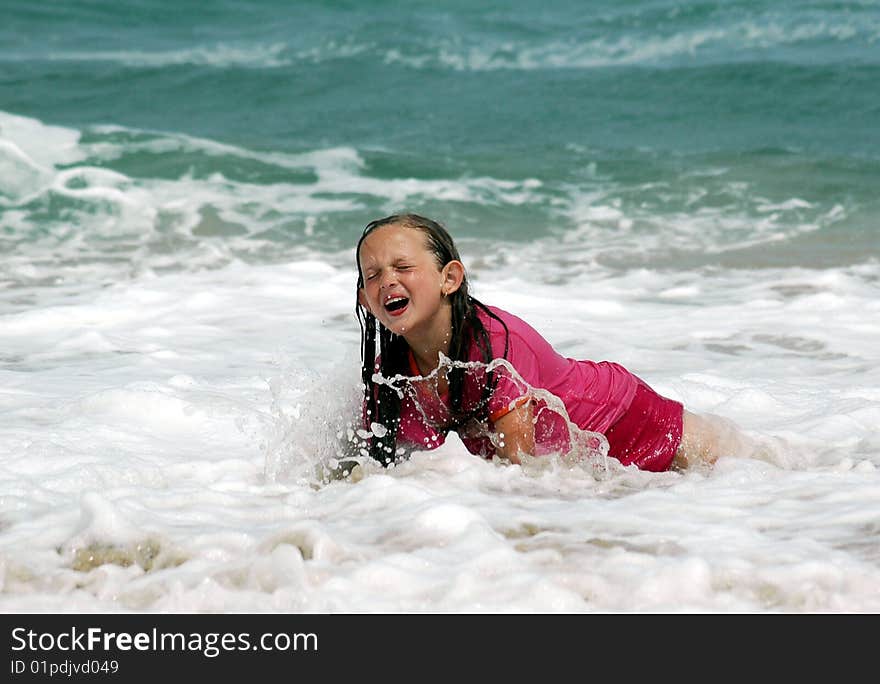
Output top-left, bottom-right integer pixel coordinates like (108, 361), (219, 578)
(384, 296), (409, 314)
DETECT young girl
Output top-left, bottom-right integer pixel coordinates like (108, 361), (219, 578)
(355, 213), (744, 472)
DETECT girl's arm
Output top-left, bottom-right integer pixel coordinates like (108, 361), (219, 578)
(492, 400), (535, 464)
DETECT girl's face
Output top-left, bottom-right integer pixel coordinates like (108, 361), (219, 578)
(358, 223), (462, 342)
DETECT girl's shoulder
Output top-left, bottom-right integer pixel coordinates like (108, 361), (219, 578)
(478, 304), (541, 340)
(474, 304), (556, 361)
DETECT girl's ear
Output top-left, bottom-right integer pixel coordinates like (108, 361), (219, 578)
(357, 288), (372, 314)
(440, 260), (465, 296)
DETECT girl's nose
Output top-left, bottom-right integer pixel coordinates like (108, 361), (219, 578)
(379, 270), (397, 288)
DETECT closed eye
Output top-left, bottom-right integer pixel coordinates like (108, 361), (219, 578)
(364, 263), (413, 281)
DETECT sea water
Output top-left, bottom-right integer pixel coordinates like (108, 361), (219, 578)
(1, 0), (879, 612)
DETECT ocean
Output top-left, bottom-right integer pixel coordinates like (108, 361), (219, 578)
(1, 0), (879, 613)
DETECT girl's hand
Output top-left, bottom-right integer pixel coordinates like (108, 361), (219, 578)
(492, 399), (535, 464)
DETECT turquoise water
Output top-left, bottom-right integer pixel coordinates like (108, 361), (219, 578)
(2, 0), (878, 283)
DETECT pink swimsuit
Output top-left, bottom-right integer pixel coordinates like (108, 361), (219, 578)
(392, 305), (683, 471)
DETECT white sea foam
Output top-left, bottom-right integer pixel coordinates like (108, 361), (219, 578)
(0, 112), (84, 169)
(0, 250), (878, 612)
(0, 112), (85, 203)
(0, 114), (552, 289)
(3, 110), (842, 301)
(53, 13), (864, 77)
(43, 43), (291, 69)
(378, 17), (879, 71)
(552, 183), (844, 262)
